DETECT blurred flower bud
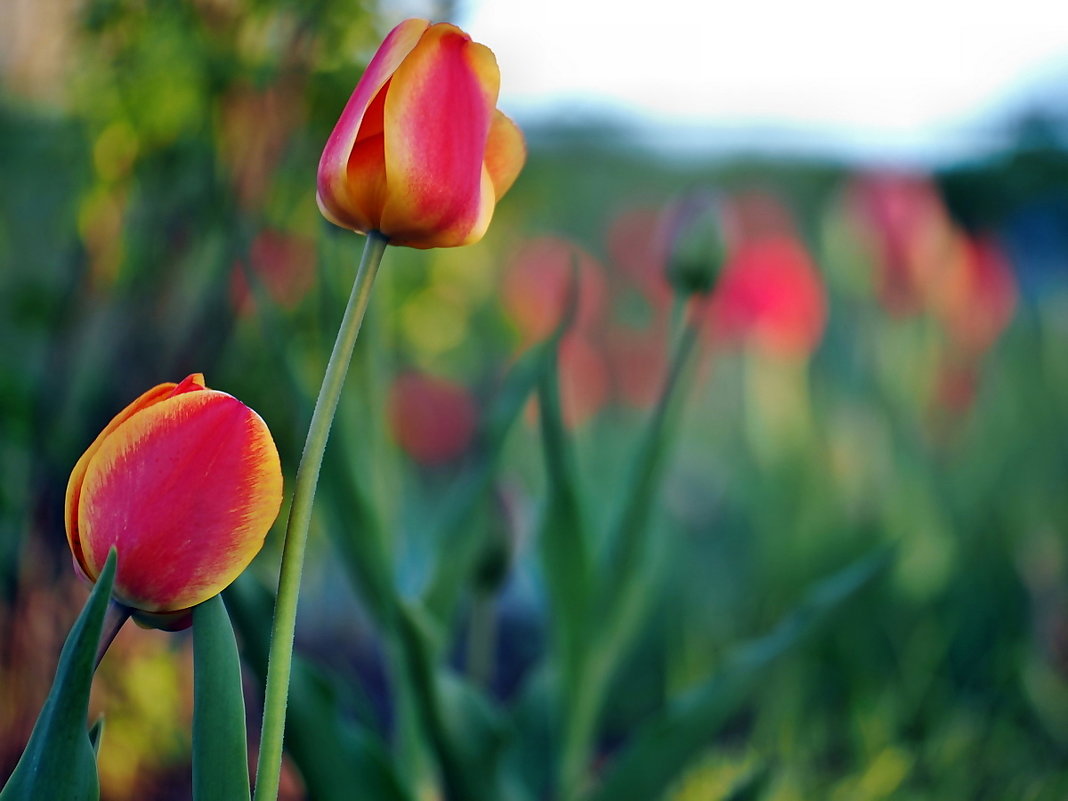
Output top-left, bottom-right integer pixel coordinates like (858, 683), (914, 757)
(661, 190), (726, 296)
(64, 374), (283, 629)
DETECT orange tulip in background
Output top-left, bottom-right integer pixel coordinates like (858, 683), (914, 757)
(317, 18), (526, 249)
(501, 236), (607, 343)
(926, 234), (1018, 359)
(501, 236), (612, 426)
(64, 374), (283, 626)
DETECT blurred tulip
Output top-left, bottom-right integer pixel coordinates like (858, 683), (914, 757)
(218, 80), (306, 211)
(500, 235), (613, 426)
(845, 172), (956, 315)
(501, 236), (607, 343)
(724, 189), (797, 244)
(230, 229), (317, 316)
(603, 325), (668, 409)
(557, 333), (612, 428)
(64, 374), (283, 625)
(705, 235), (827, 359)
(929, 235), (1018, 358)
(317, 18), (525, 249)
(388, 371), (478, 465)
(605, 205), (673, 310)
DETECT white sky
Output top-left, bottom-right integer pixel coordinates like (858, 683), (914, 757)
(459, 0), (1068, 160)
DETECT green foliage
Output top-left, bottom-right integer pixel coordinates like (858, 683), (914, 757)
(224, 577), (411, 801)
(584, 550), (890, 801)
(192, 595), (251, 801)
(0, 551), (116, 801)
(4, 5), (1068, 798)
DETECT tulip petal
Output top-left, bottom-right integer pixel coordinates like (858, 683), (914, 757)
(317, 18), (430, 230)
(336, 84), (389, 235)
(77, 389), (283, 611)
(380, 24), (499, 248)
(64, 374), (207, 579)
(484, 110), (525, 201)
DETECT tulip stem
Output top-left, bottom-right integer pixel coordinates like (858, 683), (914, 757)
(253, 231), (389, 801)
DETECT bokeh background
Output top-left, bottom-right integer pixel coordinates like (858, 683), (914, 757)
(3, 0), (1068, 798)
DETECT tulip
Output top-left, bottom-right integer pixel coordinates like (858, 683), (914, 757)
(705, 235), (828, 359)
(501, 236), (607, 343)
(316, 18), (525, 249)
(388, 371), (477, 465)
(64, 374), (283, 624)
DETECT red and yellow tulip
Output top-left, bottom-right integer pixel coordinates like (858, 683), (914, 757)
(317, 18), (525, 249)
(64, 374), (283, 623)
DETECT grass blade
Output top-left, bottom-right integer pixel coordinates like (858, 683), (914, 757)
(583, 549), (892, 801)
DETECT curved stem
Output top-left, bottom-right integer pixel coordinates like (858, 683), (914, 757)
(253, 231), (389, 801)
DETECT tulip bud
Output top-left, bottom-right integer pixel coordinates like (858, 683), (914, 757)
(661, 190), (726, 296)
(317, 18), (526, 249)
(64, 374), (283, 628)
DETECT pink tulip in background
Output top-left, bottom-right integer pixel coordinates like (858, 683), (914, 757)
(388, 371), (478, 465)
(704, 235), (828, 360)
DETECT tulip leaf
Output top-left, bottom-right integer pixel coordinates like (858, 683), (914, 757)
(536, 345), (593, 695)
(556, 322), (700, 796)
(88, 719), (104, 757)
(224, 578), (411, 801)
(581, 549), (892, 801)
(596, 323), (699, 657)
(192, 594), (251, 801)
(421, 272), (580, 629)
(0, 549), (117, 801)
(397, 602), (514, 801)
(420, 335), (561, 624)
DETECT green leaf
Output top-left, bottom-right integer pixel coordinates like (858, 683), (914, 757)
(224, 578), (411, 801)
(285, 663), (412, 801)
(87, 720), (104, 758)
(420, 334), (563, 625)
(596, 323), (699, 658)
(192, 594), (251, 801)
(582, 549), (892, 801)
(397, 602), (511, 801)
(1, 549), (117, 801)
(559, 322), (700, 797)
(536, 347), (593, 718)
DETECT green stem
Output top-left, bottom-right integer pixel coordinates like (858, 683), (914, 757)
(465, 591), (497, 688)
(559, 320), (700, 800)
(253, 231), (388, 801)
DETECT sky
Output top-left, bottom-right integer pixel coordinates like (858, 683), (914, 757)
(457, 0), (1068, 162)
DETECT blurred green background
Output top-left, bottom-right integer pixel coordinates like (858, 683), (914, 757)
(2, 1), (1068, 799)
